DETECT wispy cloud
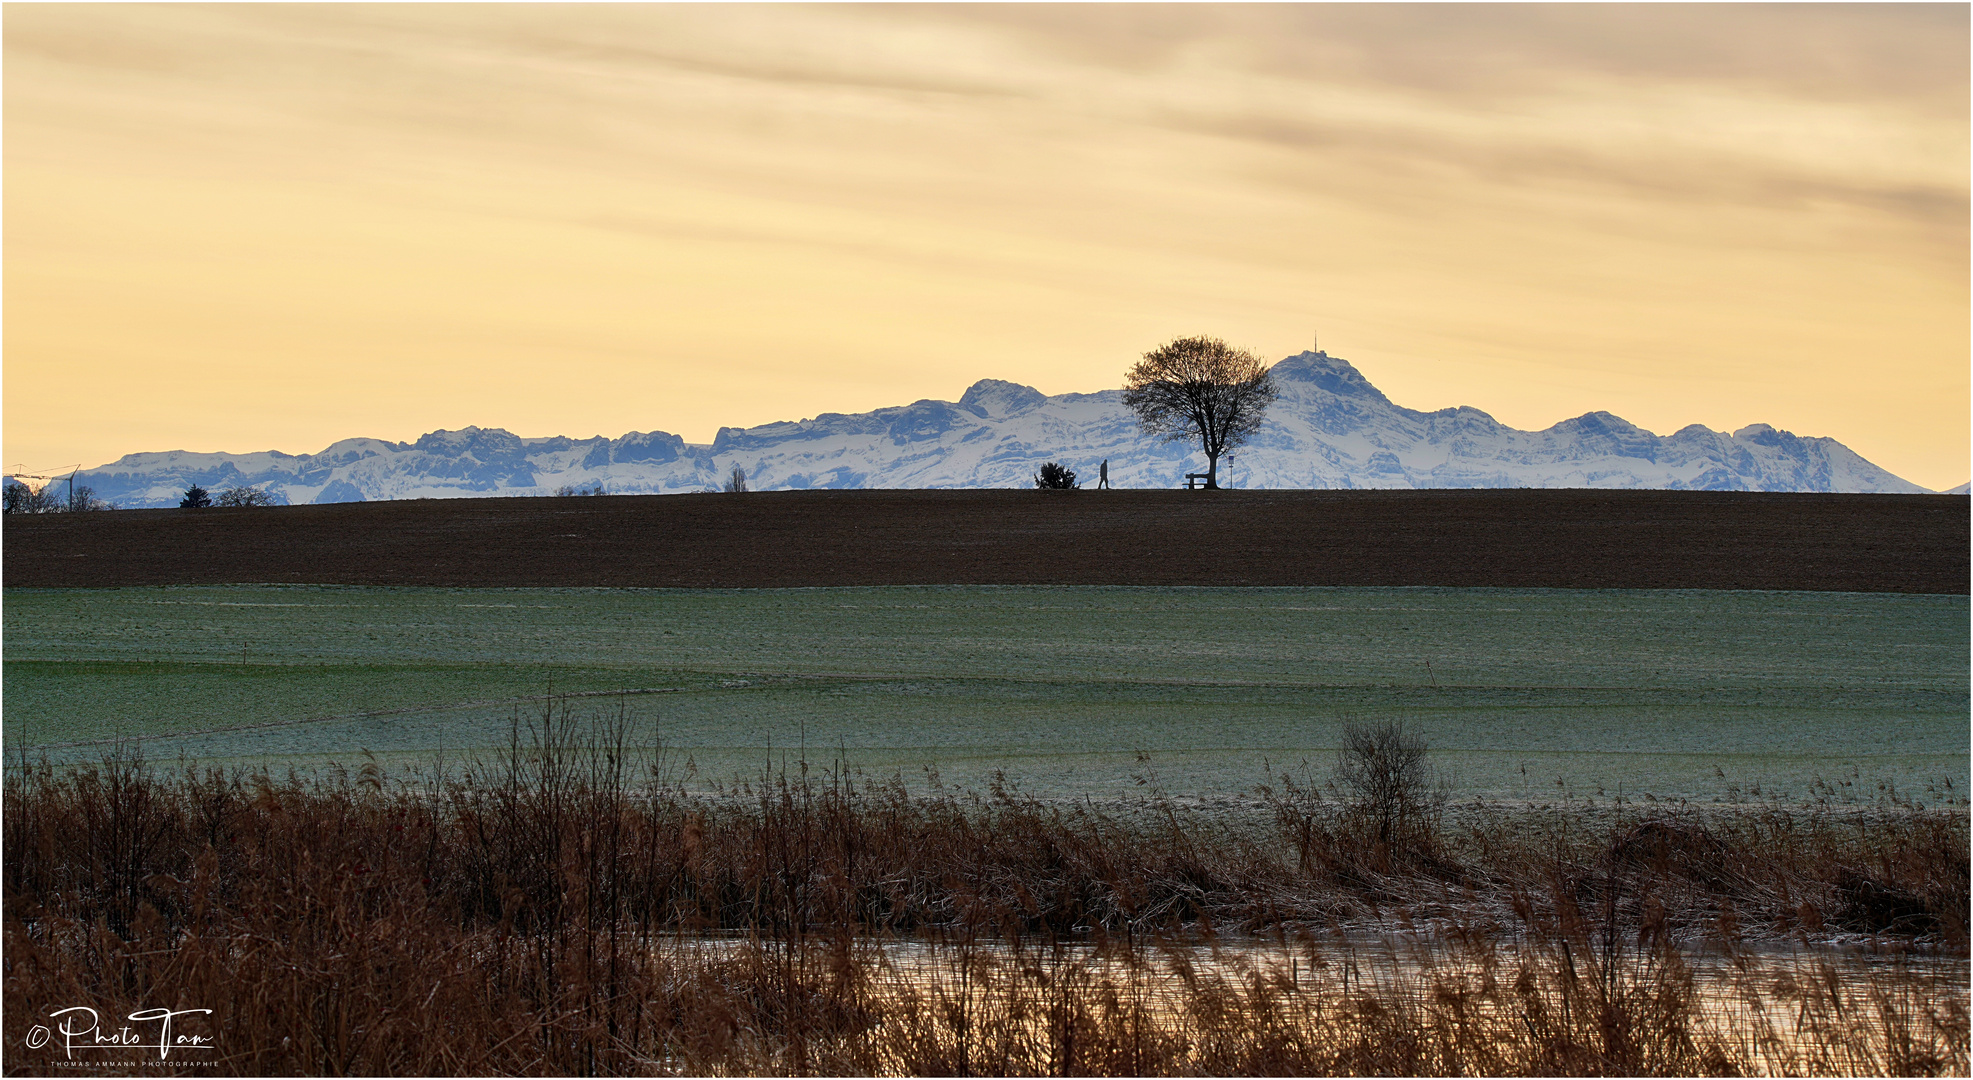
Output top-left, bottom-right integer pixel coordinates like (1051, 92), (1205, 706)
(5, 4), (1965, 488)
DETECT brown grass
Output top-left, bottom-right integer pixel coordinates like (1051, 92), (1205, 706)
(4, 702), (1966, 1075)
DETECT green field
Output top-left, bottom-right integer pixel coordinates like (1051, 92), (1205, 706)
(4, 585), (1965, 804)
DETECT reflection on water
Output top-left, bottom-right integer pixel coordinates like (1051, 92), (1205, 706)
(660, 931), (1968, 1075)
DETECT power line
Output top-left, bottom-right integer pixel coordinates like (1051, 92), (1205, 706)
(8, 464), (81, 504)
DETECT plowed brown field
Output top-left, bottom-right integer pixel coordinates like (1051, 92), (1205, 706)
(5, 489), (1964, 593)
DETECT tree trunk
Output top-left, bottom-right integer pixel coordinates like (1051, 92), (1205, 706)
(1205, 452), (1220, 489)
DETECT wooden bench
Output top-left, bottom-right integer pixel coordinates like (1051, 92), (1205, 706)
(1185, 473), (1212, 489)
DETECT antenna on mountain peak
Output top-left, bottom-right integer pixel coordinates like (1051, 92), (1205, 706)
(1313, 330), (1320, 356)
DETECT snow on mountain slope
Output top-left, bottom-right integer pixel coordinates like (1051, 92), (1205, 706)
(34, 352), (1930, 507)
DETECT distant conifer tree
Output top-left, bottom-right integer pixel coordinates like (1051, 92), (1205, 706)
(1033, 462), (1078, 489)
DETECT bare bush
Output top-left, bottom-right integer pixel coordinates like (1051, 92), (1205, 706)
(214, 485), (275, 508)
(68, 485), (113, 511)
(724, 465), (748, 493)
(1334, 719), (1444, 856)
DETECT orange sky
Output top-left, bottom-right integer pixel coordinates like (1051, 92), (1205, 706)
(6, 4), (1967, 489)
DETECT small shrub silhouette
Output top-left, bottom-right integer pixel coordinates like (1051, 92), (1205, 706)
(1034, 462), (1078, 489)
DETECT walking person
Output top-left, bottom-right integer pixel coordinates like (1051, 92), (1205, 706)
(1098, 459), (1110, 489)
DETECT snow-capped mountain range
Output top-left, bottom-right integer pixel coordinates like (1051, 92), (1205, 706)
(26, 352), (1937, 507)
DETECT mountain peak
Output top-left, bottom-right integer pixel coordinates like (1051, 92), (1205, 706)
(1270, 351), (1392, 403)
(958, 379), (1047, 419)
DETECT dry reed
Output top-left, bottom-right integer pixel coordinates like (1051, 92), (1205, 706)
(4, 700), (1965, 1075)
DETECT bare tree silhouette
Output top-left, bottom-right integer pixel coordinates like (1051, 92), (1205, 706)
(1122, 336), (1277, 489)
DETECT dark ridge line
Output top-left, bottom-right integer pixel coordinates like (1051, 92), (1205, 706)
(5, 488), (1965, 594)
